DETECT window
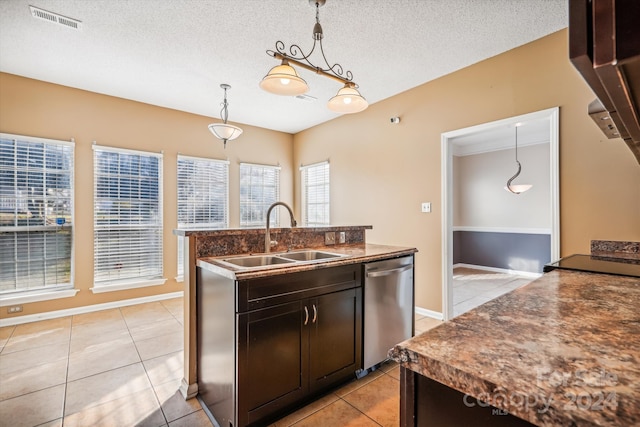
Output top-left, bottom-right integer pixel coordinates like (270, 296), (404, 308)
(0, 133), (74, 296)
(301, 161), (330, 226)
(239, 163), (280, 227)
(93, 145), (164, 291)
(177, 155), (229, 277)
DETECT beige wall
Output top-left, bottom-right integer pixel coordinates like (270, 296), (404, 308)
(293, 29), (640, 312)
(454, 144), (551, 229)
(0, 73), (294, 319)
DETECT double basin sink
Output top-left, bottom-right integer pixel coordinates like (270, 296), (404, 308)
(218, 249), (344, 270)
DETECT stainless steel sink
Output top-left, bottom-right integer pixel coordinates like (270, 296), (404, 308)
(278, 250), (344, 261)
(221, 255), (295, 268)
(217, 250), (345, 269)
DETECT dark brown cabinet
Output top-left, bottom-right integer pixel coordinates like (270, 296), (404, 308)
(198, 263), (362, 427)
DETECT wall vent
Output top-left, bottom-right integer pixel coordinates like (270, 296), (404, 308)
(29, 6), (82, 30)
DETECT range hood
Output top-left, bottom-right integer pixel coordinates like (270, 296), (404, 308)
(569, 0), (640, 164)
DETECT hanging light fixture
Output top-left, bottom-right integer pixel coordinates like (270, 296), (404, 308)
(208, 84), (243, 148)
(260, 0), (368, 114)
(504, 124), (533, 194)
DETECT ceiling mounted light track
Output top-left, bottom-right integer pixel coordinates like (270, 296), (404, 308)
(260, 0), (368, 114)
(504, 124), (533, 194)
(208, 84), (243, 149)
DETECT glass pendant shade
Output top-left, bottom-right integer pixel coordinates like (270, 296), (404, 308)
(504, 184), (533, 194)
(260, 62), (309, 96)
(208, 123), (243, 141)
(327, 85), (368, 114)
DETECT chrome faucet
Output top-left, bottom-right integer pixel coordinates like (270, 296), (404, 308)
(265, 202), (297, 253)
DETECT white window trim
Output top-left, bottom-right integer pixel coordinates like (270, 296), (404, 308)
(92, 144), (164, 289)
(0, 133), (76, 296)
(91, 278), (167, 294)
(300, 160), (330, 226)
(0, 288), (79, 307)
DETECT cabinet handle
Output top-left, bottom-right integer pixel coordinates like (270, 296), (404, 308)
(304, 306), (309, 325)
(312, 304), (317, 323)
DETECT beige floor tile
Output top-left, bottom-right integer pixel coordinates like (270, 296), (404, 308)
(129, 317), (183, 342)
(271, 392), (339, 427)
(378, 359), (398, 373)
(0, 384), (65, 427)
(67, 338), (140, 381)
(64, 387), (166, 427)
(0, 358), (67, 400)
(341, 373), (400, 427)
(0, 342), (69, 375)
(65, 362), (152, 415)
(69, 324), (132, 354)
(0, 325), (15, 350)
(2, 317), (71, 354)
(386, 365), (401, 381)
(333, 368), (384, 397)
(154, 378), (201, 422)
(414, 316), (442, 334)
(36, 419), (63, 427)
(121, 302), (175, 328)
(161, 298), (184, 318)
(288, 399), (379, 427)
(71, 308), (124, 326)
(135, 331), (183, 361)
(143, 350), (184, 387)
(168, 409), (214, 427)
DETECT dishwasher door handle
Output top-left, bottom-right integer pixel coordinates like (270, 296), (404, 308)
(366, 264), (413, 278)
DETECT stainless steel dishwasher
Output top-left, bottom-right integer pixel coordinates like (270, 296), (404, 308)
(362, 255), (414, 372)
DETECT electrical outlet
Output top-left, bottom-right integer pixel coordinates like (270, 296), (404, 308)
(325, 232), (336, 245)
(339, 232), (346, 244)
(421, 202), (431, 213)
(7, 305), (23, 314)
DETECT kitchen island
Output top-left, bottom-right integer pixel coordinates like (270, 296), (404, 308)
(391, 269), (640, 426)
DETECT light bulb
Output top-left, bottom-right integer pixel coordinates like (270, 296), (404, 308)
(343, 97), (352, 104)
(280, 78), (290, 85)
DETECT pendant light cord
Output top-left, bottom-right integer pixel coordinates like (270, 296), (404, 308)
(220, 87), (229, 124)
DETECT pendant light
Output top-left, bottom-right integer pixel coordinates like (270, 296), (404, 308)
(208, 84), (243, 149)
(504, 124), (532, 194)
(260, 0), (368, 114)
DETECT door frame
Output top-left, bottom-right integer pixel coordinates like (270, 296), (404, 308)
(440, 107), (560, 320)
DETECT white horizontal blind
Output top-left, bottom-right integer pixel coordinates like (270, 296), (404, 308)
(0, 134), (74, 295)
(177, 155), (229, 276)
(239, 163), (280, 227)
(93, 145), (163, 286)
(302, 161), (330, 226)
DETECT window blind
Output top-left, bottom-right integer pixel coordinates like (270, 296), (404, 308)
(93, 145), (163, 286)
(177, 155), (229, 276)
(239, 163), (280, 227)
(301, 161), (330, 226)
(0, 134), (74, 295)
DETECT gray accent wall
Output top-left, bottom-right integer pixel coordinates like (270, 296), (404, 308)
(453, 231), (550, 273)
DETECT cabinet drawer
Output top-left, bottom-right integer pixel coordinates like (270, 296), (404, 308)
(237, 264), (361, 312)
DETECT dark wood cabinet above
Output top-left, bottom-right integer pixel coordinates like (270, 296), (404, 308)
(569, 0), (640, 164)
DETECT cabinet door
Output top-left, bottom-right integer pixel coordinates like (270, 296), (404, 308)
(308, 287), (362, 393)
(237, 300), (309, 426)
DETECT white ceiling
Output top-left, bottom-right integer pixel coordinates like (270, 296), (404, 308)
(0, 0), (568, 135)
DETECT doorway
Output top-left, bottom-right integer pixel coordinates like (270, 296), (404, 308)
(440, 108), (560, 320)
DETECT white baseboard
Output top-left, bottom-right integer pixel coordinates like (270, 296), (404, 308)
(415, 306), (444, 321)
(0, 291), (184, 327)
(453, 263), (543, 279)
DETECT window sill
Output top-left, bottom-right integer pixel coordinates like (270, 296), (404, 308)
(175, 275), (184, 283)
(91, 278), (167, 294)
(0, 288), (80, 306)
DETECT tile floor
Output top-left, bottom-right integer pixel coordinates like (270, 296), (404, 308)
(452, 266), (535, 317)
(0, 299), (442, 427)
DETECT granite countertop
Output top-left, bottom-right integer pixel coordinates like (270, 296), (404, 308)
(391, 269), (640, 427)
(197, 243), (417, 280)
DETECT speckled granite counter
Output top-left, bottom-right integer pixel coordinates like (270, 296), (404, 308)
(197, 243), (417, 280)
(391, 269), (640, 426)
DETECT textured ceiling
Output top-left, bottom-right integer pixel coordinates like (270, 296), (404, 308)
(0, 0), (568, 134)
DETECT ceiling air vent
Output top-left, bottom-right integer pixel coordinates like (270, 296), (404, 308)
(295, 94), (317, 103)
(29, 6), (82, 30)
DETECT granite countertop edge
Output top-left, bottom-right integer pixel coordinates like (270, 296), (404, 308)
(391, 269), (640, 427)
